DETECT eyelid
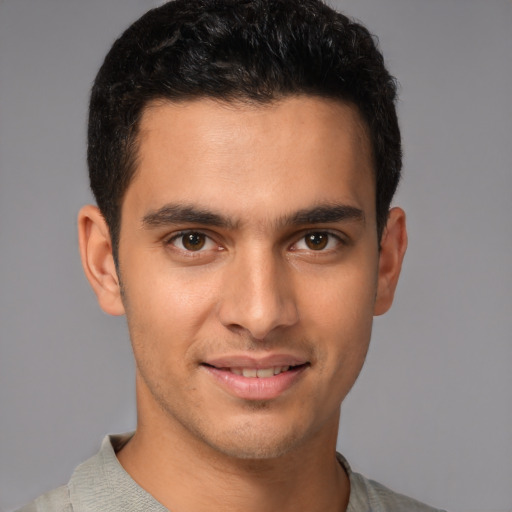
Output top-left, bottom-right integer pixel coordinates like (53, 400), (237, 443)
(289, 230), (347, 251)
(165, 229), (219, 252)
(163, 228), (348, 253)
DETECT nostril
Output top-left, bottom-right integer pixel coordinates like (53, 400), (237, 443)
(216, 262), (299, 339)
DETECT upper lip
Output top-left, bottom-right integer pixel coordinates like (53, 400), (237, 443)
(203, 354), (309, 369)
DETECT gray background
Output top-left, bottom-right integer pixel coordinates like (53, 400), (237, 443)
(1, 1), (511, 511)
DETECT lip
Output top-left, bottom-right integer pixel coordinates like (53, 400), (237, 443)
(204, 354), (308, 369)
(201, 353), (310, 401)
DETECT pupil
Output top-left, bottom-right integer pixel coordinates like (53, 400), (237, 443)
(306, 233), (328, 250)
(183, 233), (205, 251)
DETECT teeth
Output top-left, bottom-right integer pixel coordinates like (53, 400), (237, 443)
(256, 368), (274, 378)
(231, 366), (293, 378)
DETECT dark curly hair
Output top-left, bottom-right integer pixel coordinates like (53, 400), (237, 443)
(88, 0), (401, 260)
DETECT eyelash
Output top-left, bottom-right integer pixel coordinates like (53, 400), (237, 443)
(165, 230), (346, 255)
(165, 231), (219, 253)
(291, 231), (345, 252)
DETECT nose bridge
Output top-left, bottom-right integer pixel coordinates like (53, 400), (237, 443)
(218, 243), (298, 339)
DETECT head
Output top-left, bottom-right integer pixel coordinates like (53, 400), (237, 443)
(79, 0), (407, 462)
(88, 0), (401, 263)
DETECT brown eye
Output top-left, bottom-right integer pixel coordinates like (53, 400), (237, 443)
(181, 232), (206, 251)
(304, 232), (329, 250)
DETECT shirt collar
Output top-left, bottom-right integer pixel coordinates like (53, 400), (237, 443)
(68, 433), (365, 512)
(68, 433), (168, 512)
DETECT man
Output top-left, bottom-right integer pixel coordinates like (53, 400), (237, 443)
(18, 0), (444, 510)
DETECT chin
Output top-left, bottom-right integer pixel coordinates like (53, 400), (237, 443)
(197, 419), (307, 460)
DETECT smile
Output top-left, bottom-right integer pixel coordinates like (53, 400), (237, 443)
(221, 366), (292, 378)
(201, 360), (309, 400)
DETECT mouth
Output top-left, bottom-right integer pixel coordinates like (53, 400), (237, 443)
(201, 360), (310, 400)
(202, 363), (308, 378)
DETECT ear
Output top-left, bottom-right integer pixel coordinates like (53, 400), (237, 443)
(78, 205), (125, 316)
(374, 207), (408, 316)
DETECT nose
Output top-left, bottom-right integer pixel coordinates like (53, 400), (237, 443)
(217, 248), (299, 340)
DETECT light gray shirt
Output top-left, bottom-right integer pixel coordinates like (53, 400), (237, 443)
(17, 433), (446, 512)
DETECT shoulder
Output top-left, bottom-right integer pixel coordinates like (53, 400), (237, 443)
(351, 471), (446, 512)
(15, 486), (72, 512)
(337, 453), (446, 512)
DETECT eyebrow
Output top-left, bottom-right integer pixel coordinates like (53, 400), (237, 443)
(142, 204), (236, 229)
(285, 204), (365, 226)
(141, 202), (364, 230)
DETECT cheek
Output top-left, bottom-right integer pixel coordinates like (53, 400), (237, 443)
(299, 257), (378, 327)
(120, 262), (221, 362)
(298, 260), (377, 373)
(123, 251), (217, 318)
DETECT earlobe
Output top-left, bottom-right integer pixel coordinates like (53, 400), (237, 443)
(374, 207), (408, 316)
(78, 205), (125, 316)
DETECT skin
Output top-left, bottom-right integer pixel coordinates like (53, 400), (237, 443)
(78, 96), (407, 512)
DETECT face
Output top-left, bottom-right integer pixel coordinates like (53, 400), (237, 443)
(95, 97), (402, 459)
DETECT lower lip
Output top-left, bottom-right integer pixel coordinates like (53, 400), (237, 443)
(203, 365), (308, 401)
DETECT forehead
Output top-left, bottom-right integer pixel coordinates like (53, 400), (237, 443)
(125, 96), (375, 226)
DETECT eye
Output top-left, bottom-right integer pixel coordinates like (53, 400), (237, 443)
(293, 232), (341, 251)
(168, 231), (216, 252)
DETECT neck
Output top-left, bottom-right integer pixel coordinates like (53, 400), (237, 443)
(117, 382), (350, 512)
